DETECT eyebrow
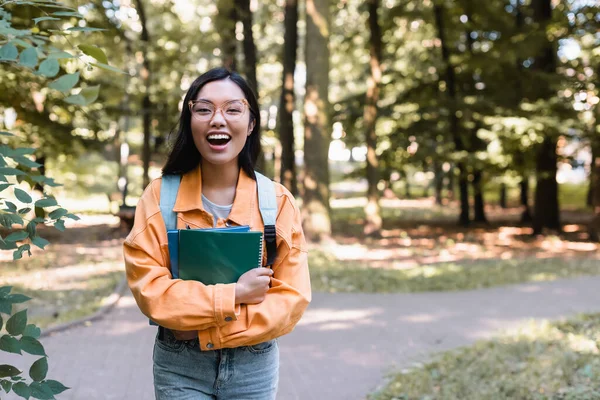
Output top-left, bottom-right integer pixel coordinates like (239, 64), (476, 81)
(193, 98), (244, 103)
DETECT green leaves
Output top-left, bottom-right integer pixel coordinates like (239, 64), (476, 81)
(18, 47), (38, 68)
(6, 309), (27, 336)
(78, 44), (108, 64)
(51, 11), (84, 18)
(64, 85), (100, 106)
(0, 365), (21, 378)
(14, 188), (32, 204)
(5, 231), (28, 242)
(23, 324), (41, 339)
(48, 208), (67, 219)
(46, 380), (69, 395)
(34, 198), (57, 208)
(29, 358), (48, 382)
(20, 337), (46, 356)
(33, 17), (61, 25)
(12, 381), (31, 398)
(0, 379), (12, 393)
(91, 62), (125, 74)
(48, 72), (79, 93)
(37, 59), (60, 78)
(0, 43), (18, 61)
(31, 236), (50, 250)
(0, 335), (21, 355)
(30, 381), (55, 399)
(66, 26), (106, 32)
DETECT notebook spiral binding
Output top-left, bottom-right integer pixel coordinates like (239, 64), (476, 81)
(258, 233), (264, 267)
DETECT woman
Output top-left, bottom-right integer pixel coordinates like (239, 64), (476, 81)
(123, 68), (311, 399)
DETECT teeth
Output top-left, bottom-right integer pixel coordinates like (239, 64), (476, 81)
(207, 134), (231, 140)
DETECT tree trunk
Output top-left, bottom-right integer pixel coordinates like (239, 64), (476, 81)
(133, 0), (152, 189)
(499, 183), (507, 209)
(433, 2), (469, 226)
(589, 148), (600, 241)
(531, 0), (560, 234)
(217, 0), (238, 70)
(303, 0), (332, 241)
(278, 0), (298, 195)
(520, 177), (532, 223)
(533, 137), (560, 233)
(472, 170), (487, 223)
(588, 145), (595, 207)
(434, 161), (443, 205)
(363, 0), (383, 236)
(447, 165), (455, 200)
(238, 0), (257, 93)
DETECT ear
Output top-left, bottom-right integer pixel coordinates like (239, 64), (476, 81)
(248, 119), (255, 137)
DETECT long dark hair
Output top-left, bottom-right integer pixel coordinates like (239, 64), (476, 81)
(162, 68), (261, 179)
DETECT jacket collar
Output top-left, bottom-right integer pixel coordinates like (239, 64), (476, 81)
(172, 165), (256, 227)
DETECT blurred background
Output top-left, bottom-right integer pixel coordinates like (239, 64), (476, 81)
(1, 0), (600, 398)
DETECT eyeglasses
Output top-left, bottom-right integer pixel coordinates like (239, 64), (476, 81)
(188, 99), (251, 122)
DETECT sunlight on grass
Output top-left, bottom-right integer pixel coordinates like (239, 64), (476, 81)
(11, 269), (124, 329)
(309, 250), (600, 293)
(370, 314), (600, 400)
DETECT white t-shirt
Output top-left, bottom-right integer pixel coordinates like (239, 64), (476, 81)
(201, 194), (232, 228)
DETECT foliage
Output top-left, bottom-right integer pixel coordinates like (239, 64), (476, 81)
(370, 313), (600, 399)
(0, 1), (120, 397)
(0, 286), (69, 400)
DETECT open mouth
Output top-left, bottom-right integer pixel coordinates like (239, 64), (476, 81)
(207, 133), (232, 146)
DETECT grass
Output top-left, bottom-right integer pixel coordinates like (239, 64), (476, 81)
(0, 219), (126, 329)
(10, 270), (124, 329)
(369, 313), (600, 400)
(309, 250), (600, 293)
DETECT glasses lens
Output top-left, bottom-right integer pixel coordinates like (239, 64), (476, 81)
(223, 100), (246, 121)
(191, 101), (214, 120)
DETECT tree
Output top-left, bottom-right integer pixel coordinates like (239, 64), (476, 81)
(278, 0), (299, 195)
(132, 0), (153, 189)
(363, 0), (383, 236)
(531, 0), (560, 234)
(303, 0), (332, 240)
(433, 0), (470, 226)
(216, 0), (238, 70)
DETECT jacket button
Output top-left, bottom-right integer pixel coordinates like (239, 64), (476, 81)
(225, 316), (233, 322)
(206, 342), (214, 349)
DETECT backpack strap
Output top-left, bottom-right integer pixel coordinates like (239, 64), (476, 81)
(255, 172), (277, 267)
(160, 174), (181, 231)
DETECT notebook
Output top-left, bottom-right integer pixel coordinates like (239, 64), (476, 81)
(167, 225), (251, 279)
(149, 226), (263, 326)
(178, 229), (264, 285)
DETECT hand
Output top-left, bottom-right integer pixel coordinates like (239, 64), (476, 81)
(171, 330), (197, 341)
(235, 268), (273, 305)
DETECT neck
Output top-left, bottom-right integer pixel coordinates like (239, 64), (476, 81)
(201, 159), (240, 191)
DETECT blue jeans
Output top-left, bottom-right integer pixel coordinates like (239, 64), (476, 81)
(153, 328), (279, 399)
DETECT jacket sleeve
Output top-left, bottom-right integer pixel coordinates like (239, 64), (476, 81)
(218, 191), (312, 346)
(123, 180), (237, 331)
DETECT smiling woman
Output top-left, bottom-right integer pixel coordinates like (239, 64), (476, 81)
(123, 68), (311, 400)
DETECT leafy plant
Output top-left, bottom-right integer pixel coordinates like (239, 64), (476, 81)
(0, 1), (119, 398)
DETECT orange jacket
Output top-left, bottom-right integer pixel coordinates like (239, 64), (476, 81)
(123, 167), (311, 351)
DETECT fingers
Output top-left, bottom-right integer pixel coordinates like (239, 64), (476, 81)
(253, 267), (274, 277)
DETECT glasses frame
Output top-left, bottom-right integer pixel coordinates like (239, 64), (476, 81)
(188, 98), (251, 122)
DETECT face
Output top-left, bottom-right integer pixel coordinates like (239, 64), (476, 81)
(190, 78), (255, 169)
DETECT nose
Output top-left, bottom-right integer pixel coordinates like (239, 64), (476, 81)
(210, 108), (227, 127)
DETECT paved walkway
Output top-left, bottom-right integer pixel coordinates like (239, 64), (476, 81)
(6, 276), (600, 400)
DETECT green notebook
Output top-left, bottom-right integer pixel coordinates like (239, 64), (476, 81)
(178, 229), (264, 285)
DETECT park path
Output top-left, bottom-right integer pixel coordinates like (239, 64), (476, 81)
(5, 275), (600, 400)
